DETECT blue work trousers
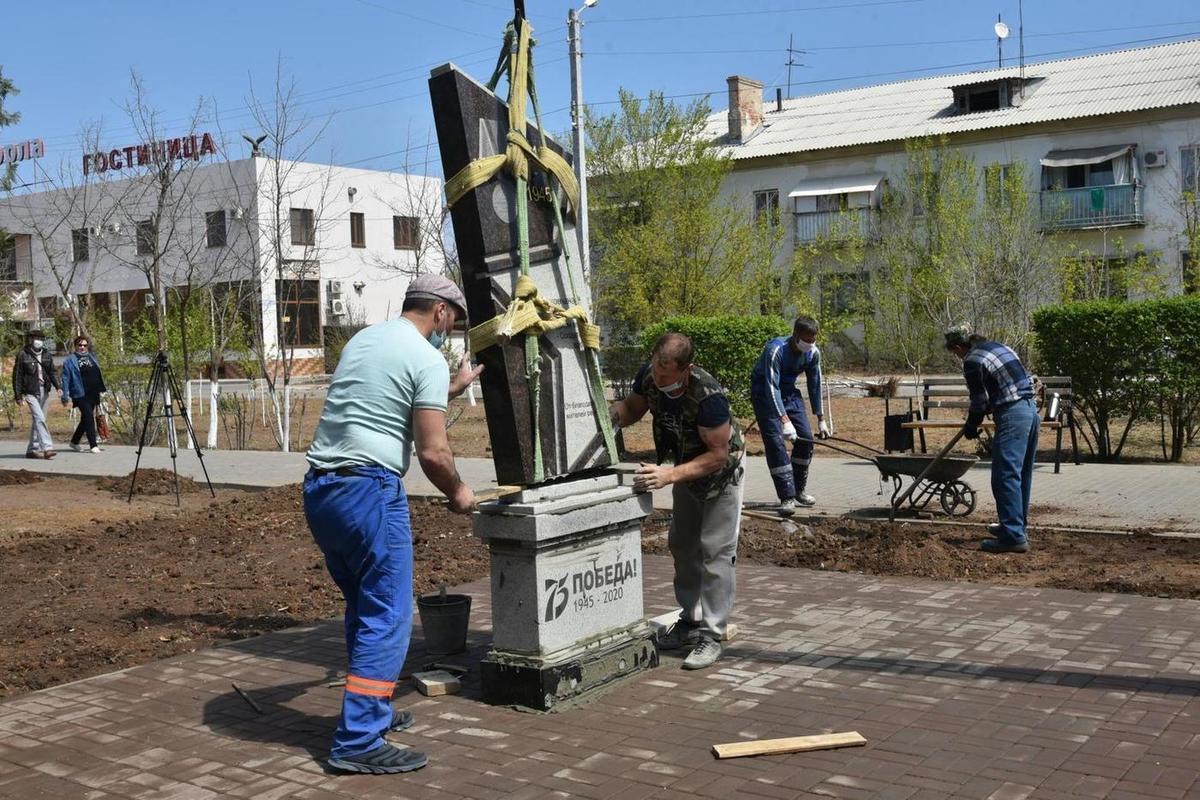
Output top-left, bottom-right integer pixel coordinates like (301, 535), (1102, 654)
(752, 394), (813, 502)
(303, 465), (412, 759)
(990, 397), (1039, 545)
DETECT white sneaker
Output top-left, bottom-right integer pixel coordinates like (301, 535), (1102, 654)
(70, 443), (86, 452)
(796, 492), (816, 507)
(682, 638), (722, 670)
(89, 446), (103, 454)
(777, 498), (796, 517)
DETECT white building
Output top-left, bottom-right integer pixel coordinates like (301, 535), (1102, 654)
(1, 152), (443, 376)
(709, 39), (1200, 301)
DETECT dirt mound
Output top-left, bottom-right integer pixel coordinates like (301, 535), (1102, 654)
(97, 468), (201, 496)
(0, 470), (45, 486)
(643, 512), (1200, 599)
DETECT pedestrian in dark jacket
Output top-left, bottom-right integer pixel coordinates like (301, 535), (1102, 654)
(60, 335), (107, 453)
(11, 329), (60, 459)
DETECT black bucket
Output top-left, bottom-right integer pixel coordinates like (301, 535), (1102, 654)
(416, 591), (472, 656)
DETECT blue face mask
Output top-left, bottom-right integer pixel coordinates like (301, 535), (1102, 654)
(427, 311), (448, 349)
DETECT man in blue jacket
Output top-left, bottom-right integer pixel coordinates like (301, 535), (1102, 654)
(750, 316), (830, 516)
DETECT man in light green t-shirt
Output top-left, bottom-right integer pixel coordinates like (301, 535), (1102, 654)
(303, 274), (482, 775)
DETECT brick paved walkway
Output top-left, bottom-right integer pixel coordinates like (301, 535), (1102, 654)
(2, 557), (1198, 799)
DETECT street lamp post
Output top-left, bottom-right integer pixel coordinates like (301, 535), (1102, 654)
(568, 0), (597, 278)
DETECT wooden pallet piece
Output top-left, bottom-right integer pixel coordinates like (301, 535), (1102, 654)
(711, 731), (866, 759)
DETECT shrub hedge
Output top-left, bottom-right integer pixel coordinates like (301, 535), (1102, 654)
(640, 315), (790, 418)
(1032, 296), (1200, 461)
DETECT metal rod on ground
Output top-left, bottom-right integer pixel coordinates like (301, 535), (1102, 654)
(889, 429), (965, 522)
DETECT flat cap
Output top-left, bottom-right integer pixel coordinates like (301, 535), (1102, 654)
(27, 329), (45, 338)
(406, 273), (468, 320)
(943, 323), (973, 349)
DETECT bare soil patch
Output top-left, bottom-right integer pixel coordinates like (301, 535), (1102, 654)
(96, 467), (202, 496)
(643, 512), (1200, 600)
(0, 482), (487, 701)
(0, 470), (44, 486)
(3, 473), (1197, 703)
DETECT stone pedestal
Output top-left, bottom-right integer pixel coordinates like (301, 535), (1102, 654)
(474, 473), (658, 710)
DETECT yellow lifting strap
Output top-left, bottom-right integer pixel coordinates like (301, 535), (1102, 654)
(443, 21), (581, 217)
(469, 274), (601, 354)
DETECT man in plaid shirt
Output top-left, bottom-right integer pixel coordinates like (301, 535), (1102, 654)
(944, 325), (1038, 553)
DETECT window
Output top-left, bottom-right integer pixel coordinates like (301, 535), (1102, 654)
(984, 163), (1016, 206)
(951, 79), (1022, 114)
(350, 212), (366, 248)
(393, 215), (419, 250)
(0, 238), (15, 281)
(1184, 252), (1198, 295)
(1183, 146), (1200, 196)
(753, 189), (779, 225)
(136, 219), (155, 256)
(72, 228), (90, 263)
(815, 193), (849, 213)
(205, 210), (227, 248)
(821, 272), (867, 316)
(290, 207), (315, 246)
(276, 279), (321, 347)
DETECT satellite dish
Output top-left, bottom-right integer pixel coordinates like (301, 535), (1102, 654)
(994, 21), (1010, 39)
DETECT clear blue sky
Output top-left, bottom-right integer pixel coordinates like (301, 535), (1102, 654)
(2, 0), (1196, 183)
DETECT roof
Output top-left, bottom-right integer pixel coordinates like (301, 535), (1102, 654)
(708, 38), (1200, 160)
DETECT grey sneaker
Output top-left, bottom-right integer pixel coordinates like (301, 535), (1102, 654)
(682, 638), (722, 670)
(70, 443), (86, 452)
(657, 621), (701, 651)
(777, 498), (796, 517)
(796, 492), (816, 507)
(327, 743), (427, 774)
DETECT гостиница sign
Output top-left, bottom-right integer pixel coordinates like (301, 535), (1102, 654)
(83, 132), (218, 175)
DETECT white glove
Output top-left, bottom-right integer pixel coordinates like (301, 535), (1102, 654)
(780, 420), (797, 441)
(818, 419), (832, 439)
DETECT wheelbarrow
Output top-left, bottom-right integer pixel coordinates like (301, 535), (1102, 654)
(796, 429), (978, 521)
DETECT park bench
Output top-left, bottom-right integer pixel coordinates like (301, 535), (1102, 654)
(899, 375), (1081, 474)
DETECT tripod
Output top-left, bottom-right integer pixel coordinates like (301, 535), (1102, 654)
(128, 351), (215, 504)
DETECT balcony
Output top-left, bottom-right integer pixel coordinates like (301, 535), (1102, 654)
(794, 208), (879, 244)
(1039, 183), (1144, 230)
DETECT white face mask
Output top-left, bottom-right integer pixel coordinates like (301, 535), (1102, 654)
(656, 378), (685, 398)
(31, 339), (44, 351)
(795, 338), (816, 354)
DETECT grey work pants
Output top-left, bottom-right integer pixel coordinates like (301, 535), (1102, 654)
(23, 390), (54, 454)
(667, 460), (745, 641)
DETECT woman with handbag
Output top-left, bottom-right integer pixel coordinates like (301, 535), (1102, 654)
(60, 335), (107, 453)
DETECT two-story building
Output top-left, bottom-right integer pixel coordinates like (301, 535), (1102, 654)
(708, 38), (1200, 305)
(1, 154), (443, 376)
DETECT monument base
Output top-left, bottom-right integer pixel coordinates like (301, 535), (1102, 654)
(480, 623), (658, 711)
(474, 472), (658, 711)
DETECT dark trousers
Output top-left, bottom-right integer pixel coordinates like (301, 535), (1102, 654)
(70, 394), (100, 448)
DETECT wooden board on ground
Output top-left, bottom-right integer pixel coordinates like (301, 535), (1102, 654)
(412, 670), (462, 697)
(711, 731), (866, 759)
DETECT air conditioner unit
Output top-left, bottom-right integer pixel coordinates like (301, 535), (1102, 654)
(231, 206), (244, 220)
(104, 222), (121, 234)
(1144, 149), (1168, 169)
(328, 280), (343, 296)
(144, 292), (156, 306)
(330, 298), (347, 316)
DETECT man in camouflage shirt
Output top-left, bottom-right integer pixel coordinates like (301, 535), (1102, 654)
(609, 333), (745, 670)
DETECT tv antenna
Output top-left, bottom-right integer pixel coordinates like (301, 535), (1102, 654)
(785, 34), (807, 100)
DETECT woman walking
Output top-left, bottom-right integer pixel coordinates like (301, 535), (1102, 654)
(60, 335), (107, 453)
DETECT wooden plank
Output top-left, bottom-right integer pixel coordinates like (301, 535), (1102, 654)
(712, 731), (866, 759)
(476, 484), (524, 503)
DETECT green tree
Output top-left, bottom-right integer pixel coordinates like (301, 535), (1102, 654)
(0, 67), (19, 191)
(587, 90), (785, 338)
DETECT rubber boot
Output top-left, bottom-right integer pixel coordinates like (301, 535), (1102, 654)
(794, 465), (815, 506)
